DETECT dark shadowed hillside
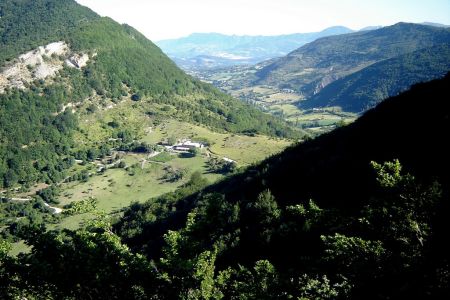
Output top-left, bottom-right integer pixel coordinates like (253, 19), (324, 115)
(112, 74), (450, 299)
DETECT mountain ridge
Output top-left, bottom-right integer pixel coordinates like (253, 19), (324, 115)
(255, 23), (450, 92)
(157, 26), (354, 69)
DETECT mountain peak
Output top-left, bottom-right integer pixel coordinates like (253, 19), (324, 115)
(359, 25), (383, 31)
(320, 26), (354, 34)
(420, 21), (450, 28)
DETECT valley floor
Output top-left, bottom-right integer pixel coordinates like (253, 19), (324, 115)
(7, 118), (291, 254)
(187, 66), (357, 135)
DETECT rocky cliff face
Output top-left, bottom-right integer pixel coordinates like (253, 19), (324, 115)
(0, 41), (90, 93)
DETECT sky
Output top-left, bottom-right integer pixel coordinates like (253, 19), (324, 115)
(75, 0), (450, 41)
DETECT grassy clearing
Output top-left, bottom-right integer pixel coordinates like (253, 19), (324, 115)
(208, 136), (289, 165)
(54, 151), (223, 229)
(142, 119), (292, 165)
(51, 117), (292, 229)
(149, 152), (174, 163)
(9, 241), (30, 257)
(268, 104), (303, 119)
(7, 98), (294, 233)
(74, 97), (149, 146)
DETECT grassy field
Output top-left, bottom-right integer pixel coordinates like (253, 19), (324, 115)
(74, 96), (150, 146)
(45, 117), (292, 230)
(142, 119), (291, 165)
(7, 91), (295, 254)
(268, 103), (303, 119)
(53, 152), (223, 229)
(67, 96), (347, 230)
(9, 241), (30, 256)
(5, 95), (294, 256)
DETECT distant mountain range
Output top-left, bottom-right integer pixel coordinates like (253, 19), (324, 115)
(156, 27), (354, 69)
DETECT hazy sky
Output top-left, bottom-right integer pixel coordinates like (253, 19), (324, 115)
(75, 0), (450, 41)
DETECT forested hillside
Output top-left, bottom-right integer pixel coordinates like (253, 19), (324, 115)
(0, 0), (98, 63)
(0, 0), (300, 189)
(254, 22), (450, 98)
(113, 74), (450, 299)
(1, 73), (448, 299)
(301, 44), (450, 111)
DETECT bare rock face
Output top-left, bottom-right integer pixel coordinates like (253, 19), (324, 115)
(314, 73), (339, 95)
(65, 53), (90, 69)
(0, 41), (90, 93)
(18, 41), (68, 66)
(44, 41), (68, 56)
(34, 63), (61, 79)
(19, 51), (44, 66)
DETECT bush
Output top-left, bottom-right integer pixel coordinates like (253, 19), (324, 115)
(207, 157), (236, 174)
(162, 166), (187, 182)
(63, 197), (98, 216)
(131, 93), (141, 101)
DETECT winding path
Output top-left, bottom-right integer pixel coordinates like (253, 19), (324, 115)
(44, 202), (63, 214)
(2, 197), (63, 214)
